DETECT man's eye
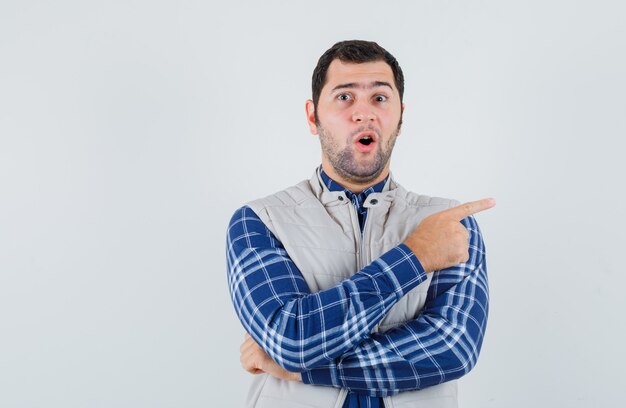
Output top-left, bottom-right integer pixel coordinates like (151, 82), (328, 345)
(375, 95), (388, 102)
(337, 94), (352, 101)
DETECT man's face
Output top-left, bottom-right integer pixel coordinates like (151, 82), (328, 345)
(306, 59), (404, 189)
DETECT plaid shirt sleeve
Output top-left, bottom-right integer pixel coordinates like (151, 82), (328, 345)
(226, 206), (427, 373)
(301, 215), (489, 397)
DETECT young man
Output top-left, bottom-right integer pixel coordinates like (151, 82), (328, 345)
(227, 40), (495, 408)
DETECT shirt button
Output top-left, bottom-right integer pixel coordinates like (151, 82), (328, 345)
(338, 196), (344, 201)
(370, 199), (378, 205)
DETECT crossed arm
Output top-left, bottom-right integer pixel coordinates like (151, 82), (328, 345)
(227, 205), (489, 396)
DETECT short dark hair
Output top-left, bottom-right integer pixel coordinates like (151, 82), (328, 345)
(311, 40), (405, 115)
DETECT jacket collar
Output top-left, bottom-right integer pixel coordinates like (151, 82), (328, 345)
(310, 167), (398, 208)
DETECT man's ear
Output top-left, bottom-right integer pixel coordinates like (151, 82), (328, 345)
(398, 102), (405, 136)
(305, 99), (318, 135)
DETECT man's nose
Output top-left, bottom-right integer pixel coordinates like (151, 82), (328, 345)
(351, 105), (376, 123)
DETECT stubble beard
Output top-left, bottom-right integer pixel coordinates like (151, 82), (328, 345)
(317, 122), (401, 185)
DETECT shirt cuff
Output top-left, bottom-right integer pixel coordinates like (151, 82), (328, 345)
(373, 243), (427, 299)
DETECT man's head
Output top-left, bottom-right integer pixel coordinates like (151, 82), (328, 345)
(311, 40), (405, 123)
(306, 40), (405, 192)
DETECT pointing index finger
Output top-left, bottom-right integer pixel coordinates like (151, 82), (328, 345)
(445, 198), (496, 220)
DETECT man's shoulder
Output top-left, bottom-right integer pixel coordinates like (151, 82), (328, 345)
(231, 176), (319, 236)
(247, 178), (316, 211)
(392, 181), (461, 211)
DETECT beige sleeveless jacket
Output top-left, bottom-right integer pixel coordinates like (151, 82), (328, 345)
(246, 169), (460, 408)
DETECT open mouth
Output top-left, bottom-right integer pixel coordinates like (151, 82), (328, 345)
(358, 135), (374, 146)
(353, 130), (378, 152)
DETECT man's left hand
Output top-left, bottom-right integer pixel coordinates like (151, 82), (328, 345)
(240, 333), (302, 382)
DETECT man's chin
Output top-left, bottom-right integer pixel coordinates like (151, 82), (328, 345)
(340, 166), (385, 184)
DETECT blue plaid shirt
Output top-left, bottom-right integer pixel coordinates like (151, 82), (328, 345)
(226, 168), (489, 407)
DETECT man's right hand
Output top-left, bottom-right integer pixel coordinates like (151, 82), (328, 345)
(403, 198), (495, 273)
(240, 333), (302, 382)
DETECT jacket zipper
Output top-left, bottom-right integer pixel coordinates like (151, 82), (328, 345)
(348, 200), (366, 271)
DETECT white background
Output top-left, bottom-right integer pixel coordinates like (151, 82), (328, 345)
(1, 1), (625, 407)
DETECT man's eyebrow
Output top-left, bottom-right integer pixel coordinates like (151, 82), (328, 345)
(330, 81), (394, 93)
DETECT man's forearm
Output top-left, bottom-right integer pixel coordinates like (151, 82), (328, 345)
(242, 254), (487, 396)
